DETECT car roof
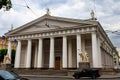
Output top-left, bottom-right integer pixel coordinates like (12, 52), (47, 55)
(0, 70), (10, 73)
(0, 70), (7, 72)
(0, 70), (9, 71)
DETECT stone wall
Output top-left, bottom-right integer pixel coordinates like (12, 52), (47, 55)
(0, 64), (12, 71)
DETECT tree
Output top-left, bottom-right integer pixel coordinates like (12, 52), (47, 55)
(0, 49), (7, 63)
(0, 49), (16, 65)
(0, 0), (12, 11)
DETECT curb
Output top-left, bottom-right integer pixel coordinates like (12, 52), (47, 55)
(20, 75), (73, 79)
(20, 74), (120, 79)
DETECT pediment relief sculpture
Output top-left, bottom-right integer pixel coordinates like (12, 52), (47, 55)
(34, 24), (62, 29)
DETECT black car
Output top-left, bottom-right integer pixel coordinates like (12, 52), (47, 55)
(73, 68), (101, 79)
(0, 70), (28, 80)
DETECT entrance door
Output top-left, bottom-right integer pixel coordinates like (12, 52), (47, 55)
(55, 57), (60, 70)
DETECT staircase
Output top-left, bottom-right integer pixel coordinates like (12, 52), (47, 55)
(12, 69), (68, 76)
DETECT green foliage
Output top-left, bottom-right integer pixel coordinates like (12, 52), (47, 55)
(0, 49), (16, 64)
(11, 49), (15, 64)
(0, 0), (2, 9)
(0, 49), (7, 62)
(0, 0), (12, 11)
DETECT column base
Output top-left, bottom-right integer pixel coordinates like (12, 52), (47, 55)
(49, 68), (55, 70)
(62, 68), (68, 70)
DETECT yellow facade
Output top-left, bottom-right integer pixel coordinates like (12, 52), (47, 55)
(0, 37), (16, 50)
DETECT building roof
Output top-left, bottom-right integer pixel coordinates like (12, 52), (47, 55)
(5, 14), (98, 36)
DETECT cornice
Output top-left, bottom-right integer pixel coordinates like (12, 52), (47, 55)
(8, 24), (97, 37)
(8, 26), (97, 41)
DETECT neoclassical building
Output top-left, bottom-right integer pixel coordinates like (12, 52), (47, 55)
(5, 12), (117, 70)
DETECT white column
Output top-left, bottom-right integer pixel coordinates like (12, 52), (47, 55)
(26, 39), (32, 68)
(68, 38), (72, 68)
(7, 40), (12, 60)
(49, 37), (55, 68)
(37, 38), (43, 68)
(14, 40), (21, 68)
(62, 36), (67, 68)
(76, 34), (81, 68)
(92, 32), (99, 67)
(97, 38), (102, 67)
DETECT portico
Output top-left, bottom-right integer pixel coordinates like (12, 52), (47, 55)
(13, 33), (93, 69)
(6, 13), (115, 70)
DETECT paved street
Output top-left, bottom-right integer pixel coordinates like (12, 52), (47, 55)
(25, 77), (120, 80)
(22, 73), (120, 80)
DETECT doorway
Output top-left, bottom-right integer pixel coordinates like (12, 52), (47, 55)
(55, 57), (60, 70)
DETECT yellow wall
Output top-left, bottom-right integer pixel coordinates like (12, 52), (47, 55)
(0, 37), (16, 50)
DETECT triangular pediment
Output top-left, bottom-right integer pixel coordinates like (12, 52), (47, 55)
(6, 14), (97, 36)
(15, 19), (63, 34)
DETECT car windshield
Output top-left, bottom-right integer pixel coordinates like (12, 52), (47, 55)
(0, 71), (20, 79)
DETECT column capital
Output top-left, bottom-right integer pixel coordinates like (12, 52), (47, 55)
(50, 37), (54, 39)
(27, 39), (32, 41)
(17, 39), (21, 42)
(39, 38), (43, 39)
(92, 31), (97, 34)
(8, 40), (12, 42)
(63, 35), (67, 37)
(76, 33), (81, 36)
(63, 36), (67, 39)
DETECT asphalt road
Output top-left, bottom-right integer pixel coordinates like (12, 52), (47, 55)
(25, 77), (120, 80)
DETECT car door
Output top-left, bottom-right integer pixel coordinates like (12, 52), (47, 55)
(83, 69), (91, 77)
(81, 69), (88, 77)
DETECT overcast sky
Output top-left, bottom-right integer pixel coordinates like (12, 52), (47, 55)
(0, 0), (120, 48)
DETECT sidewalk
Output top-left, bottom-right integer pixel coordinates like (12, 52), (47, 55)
(100, 74), (120, 79)
(20, 73), (120, 79)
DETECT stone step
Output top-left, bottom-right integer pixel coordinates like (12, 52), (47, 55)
(13, 69), (68, 76)
(12, 68), (120, 76)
